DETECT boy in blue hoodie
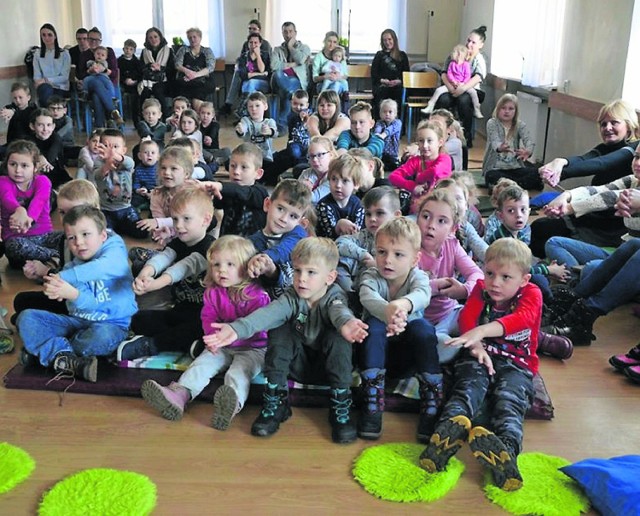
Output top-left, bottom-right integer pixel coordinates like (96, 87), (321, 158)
(17, 205), (137, 382)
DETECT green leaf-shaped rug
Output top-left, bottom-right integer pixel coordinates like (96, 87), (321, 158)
(0, 442), (35, 494)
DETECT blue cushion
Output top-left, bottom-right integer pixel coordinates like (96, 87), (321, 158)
(560, 455), (640, 516)
(530, 191), (561, 208)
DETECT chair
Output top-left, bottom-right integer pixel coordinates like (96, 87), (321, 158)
(213, 59), (226, 109)
(401, 71), (439, 143)
(347, 64), (373, 103)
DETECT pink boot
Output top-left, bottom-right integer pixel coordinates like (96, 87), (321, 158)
(141, 380), (190, 421)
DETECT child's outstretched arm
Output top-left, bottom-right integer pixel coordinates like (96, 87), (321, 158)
(340, 318), (369, 343)
(43, 274), (79, 302)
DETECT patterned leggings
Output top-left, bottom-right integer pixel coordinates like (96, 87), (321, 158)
(5, 232), (63, 269)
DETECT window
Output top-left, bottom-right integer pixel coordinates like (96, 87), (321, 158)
(265, 0), (406, 56)
(491, 0), (566, 87)
(622, 1), (640, 108)
(82, 0), (225, 57)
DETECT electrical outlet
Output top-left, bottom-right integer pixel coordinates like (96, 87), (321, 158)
(563, 80), (570, 94)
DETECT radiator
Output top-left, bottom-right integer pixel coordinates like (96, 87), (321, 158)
(516, 91), (548, 163)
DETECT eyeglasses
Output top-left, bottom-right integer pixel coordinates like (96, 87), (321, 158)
(88, 37), (102, 42)
(308, 151), (330, 160)
(49, 105), (65, 111)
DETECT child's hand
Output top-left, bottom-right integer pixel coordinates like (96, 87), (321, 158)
(403, 143), (419, 159)
(201, 181), (223, 199)
(136, 218), (159, 232)
(446, 327), (487, 350)
(384, 300), (411, 335)
(516, 147), (532, 160)
(438, 277), (467, 300)
(247, 253), (276, 278)
(543, 194), (573, 218)
(203, 135), (212, 146)
(413, 184), (427, 197)
(9, 208), (33, 233)
(43, 274), (78, 301)
(548, 261), (570, 282)
(235, 121), (246, 134)
(335, 219), (358, 236)
(205, 323), (238, 351)
(136, 187), (150, 198)
(0, 107), (15, 123)
(378, 131), (387, 140)
(23, 260), (49, 280)
(469, 346), (495, 375)
(299, 110), (309, 123)
(340, 318), (369, 343)
(38, 157), (53, 173)
(261, 122), (272, 136)
(361, 253), (376, 269)
(497, 141), (512, 153)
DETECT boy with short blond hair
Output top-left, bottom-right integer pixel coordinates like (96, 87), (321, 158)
(235, 91), (277, 174)
(357, 217), (440, 441)
(247, 179), (311, 297)
(17, 205), (137, 382)
(205, 237), (369, 444)
(137, 98), (166, 150)
(316, 153), (366, 239)
(204, 142), (269, 237)
(420, 238), (541, 492)
(336, 101), (384, 157)
(119, 187), (216, 361)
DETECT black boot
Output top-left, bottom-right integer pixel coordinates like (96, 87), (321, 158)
(357, 368), (385, 440)
(545, 298), (599, 346)
(329, 388), (357, 444)
(417, 372), (444, 443)
(53, 352), (98, 382)
(251, 383), (291, 437)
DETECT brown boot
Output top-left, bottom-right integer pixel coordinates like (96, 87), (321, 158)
(538, 331), (573, 359)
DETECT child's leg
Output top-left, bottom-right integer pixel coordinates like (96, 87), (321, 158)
(4, 235), (61, 270)
(433, 305), (463, 364)
(467, 88), (483, 117)
(544, 236), (609, 269)
(422, 85), (448, 113)
(16, 310), (84, 366)
(113, 206), (148, 240)
(131, 304), (203, 354)
(213, 347), (266, 430)
(68, 321), (129, 358)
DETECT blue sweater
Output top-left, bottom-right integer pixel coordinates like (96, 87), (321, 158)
(133, 164), (158, 191)
(60, 232), (137, 328)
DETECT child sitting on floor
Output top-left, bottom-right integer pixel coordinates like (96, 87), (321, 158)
(204, 237), (369, 444)
(132, 139), (160, 211)
(17, 205), (136, 382)
(357, 217), (440, 442)
(77, 129), (102, 183)
(140, 235), (271, 430)
(373, 99), (402, 171)
(336, 101), (384, 157)
(298, 136), (337, 204)
(419, 238), (541, 492)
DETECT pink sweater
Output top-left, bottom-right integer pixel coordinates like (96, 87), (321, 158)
(0, 175), (53, 241)
(418, 235), (483, 324)
(388, 154), (452, 212)
(447, 60), (471, 84)
(201, 283), (271, 349)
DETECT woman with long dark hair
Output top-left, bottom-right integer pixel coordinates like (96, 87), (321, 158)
(33, 23), (71, 106)
(371, 29), (409, 119)
(139, 27), (175, 118)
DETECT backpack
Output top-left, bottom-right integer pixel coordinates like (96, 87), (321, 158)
(24, 46), (39, 79)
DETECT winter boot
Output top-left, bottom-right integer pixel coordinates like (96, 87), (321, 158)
(544, 298), (599, 346)
(416, 372), (444, 443)
(141, 380), (191, 421)
(419, 414), (471, 473)
(357, 368), (385, 440)
(537, 331), (573, 360)
(609, 343), (640, 371)
(251, 383), (292, 437)
(53, 352), (98, 382)
(212, 385), (240, 431)
(468, 426), (523, 491)
(329, 388), (357, 444)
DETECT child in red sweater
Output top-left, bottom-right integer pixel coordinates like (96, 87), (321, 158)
(388, 120), (452, 213)
(419, 238), (541, 492)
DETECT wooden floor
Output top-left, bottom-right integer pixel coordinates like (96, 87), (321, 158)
(1, 120), (638, 514)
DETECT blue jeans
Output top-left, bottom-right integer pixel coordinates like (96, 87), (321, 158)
(359, 317), (440, 375)
(102, 206), (146, 239)
(574, 238), (640, 314)
(320, 79), (348, 94)
(17, 309), (128, 366)
(241, 78), (271, 94)
(272, 71), (302, 129)
(37, 83), (68, 107)
(83, 74), (115, 127)
(545, 236), (611, 268)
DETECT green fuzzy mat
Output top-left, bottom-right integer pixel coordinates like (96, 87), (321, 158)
(39, 468), (157, 516)
(352, 442), (465, 502)
(484, 452), (590, 516)
(0, 442), (35, 494)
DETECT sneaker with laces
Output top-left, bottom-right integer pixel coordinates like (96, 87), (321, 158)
(53, 352), (98, 382)
(251, 384), (291, 437)
(419, 415), (471, 473)
(111, 109), (124, 126)
(116, 335), (158, 361)
(141, 380), (190, 420)
(610, 344), (640, 371)
(468, 426), (523, 491)
(329, 388), (357, 444)
(212, 385), (240, 431)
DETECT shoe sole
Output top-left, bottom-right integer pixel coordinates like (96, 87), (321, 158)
(332, 425), (357, 444)
(212, 385), (238, 431)
(419, 415), (471, 472)
(468, 426), (522, 491)
(357, 430), (382, 440)
(610, 355), (640, 371)
(82, 358), (98, 383)
(141, 380), (184, 421)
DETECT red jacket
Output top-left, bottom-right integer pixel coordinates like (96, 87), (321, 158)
(458, 280), (541, 374)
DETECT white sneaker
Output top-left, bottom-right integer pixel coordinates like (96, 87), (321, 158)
(421, 104), (434, 115)
(474, 107), (484, 119)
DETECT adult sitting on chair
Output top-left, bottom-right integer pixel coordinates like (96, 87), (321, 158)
(173, 27), (216, 111)
(271, 21), (311, 135)
(33, 23), (71, 107)
(68, 28), (90, 68)
(76, 27), (122, 128)
(433, 25), (487, 147)
(311, 31), (347, 94)
(237, 34), (271, 106)
(219, 19), (271, 116)
(371, 28), (409, 121)
(139, 27), (175, 119)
